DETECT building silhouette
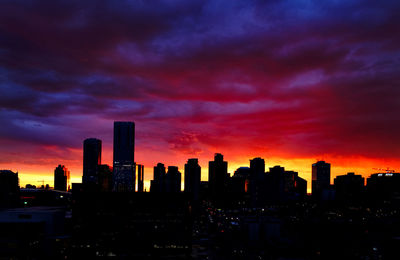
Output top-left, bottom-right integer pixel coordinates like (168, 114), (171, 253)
(54, 165), (70, 191)
(137, 164), (144, 192)
(249, 157), (266, 206)
(312, 161), (331, 198)
(113, 121), (135, 192)
(250, 157), (265, 180)
(265, 166), (307, 202)
(0, 170), (20, 207)
(184, 158), (201, 200)
(165, 166), (181, 193)
(98, 164), (112, 192)
(334, 172), (364, 202)
(208, 153), (228, 202)
(150, 163), (166, 193)
(231, 167), (250, 193)
(82, 138), (102, 185)
(366, 172), (400, 200)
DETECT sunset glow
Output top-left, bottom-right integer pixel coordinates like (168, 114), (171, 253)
(1, 0), (399, 192)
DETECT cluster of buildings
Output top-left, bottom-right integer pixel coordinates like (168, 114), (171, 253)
(1, 120), (398, 205)
(48, 121), (400, 206)
(1, 121), (400, 259)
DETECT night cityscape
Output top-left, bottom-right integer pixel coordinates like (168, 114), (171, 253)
(1, 121), (400, 259)
(1, 0), (400, 259)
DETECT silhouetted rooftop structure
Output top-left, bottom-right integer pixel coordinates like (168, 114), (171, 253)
(82, 138), (102, 185)
(54, 165), (70, 191)
(0, 170), (20, 208)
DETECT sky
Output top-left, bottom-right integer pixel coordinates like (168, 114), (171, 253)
(1, 0), (399, 192)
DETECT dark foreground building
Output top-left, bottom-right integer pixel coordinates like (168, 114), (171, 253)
(0, 170), (20, 207)
(0, 207), (68, 258)
(71, 191), (191, 258)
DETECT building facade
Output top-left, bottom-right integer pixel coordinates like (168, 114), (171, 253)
(82, 138), (102, 185)
(184, 158), (201, 200)
(54, 165), (70, 191)
(113, 122), (135, 192)
(312, 161), (331, 197)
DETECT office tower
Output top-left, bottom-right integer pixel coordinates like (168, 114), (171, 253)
(113, 121), (135, 192)
(137, 164), (144, 192)
(98, 164), (113, 192)
(150, 163), (166, 192)
(165, 166), (181, 193)
(0, 170), (20, 207)
(83, 138), (102, 185)
(248, 157), (266, 206)
(294, 173), (307, 199)
(366, 172), (400, 200)
(312, 161), (331, 197)
(249, 157), (265, 180)
(264, 166), (307, 202)
(208, 153), (228, 200)
(334, 172), (364, 202)
(184, 158), (201, 200)
(54, 165), (70, 191)
(231, 167), (250, 193)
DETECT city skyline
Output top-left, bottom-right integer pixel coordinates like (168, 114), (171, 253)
(1, 1), (400, 192)
(4, 120), (398, 193)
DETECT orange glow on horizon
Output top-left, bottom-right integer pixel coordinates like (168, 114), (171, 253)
(3, 154), (400, 194)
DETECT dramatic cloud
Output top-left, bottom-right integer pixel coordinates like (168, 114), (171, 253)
(1, 0), (399, 187)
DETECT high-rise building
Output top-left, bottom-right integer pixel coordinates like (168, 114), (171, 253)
(54, 165), (70, 191)
(150, 163), (166, 192)
(98, 164), (113, 192)
(113, 121), (135, 192)
(0, 170), (20, 207)
(264, 166), (307, 202)
(248, 157), (266, 206)
(184, 158), (201, 200)
(208, 153), (228, 201)
(366, 172), (400, 200)
(334, 172), (364, 202)
(137, 164), (144, 192)
(231, 167), (250, 194)
(83, 138), (102, 185)
(312, 161), (331, 197)
(165, 166), (181, 193)
(249, 157), (265, 180)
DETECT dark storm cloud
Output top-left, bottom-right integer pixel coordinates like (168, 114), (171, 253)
(0, 0), (399, 163)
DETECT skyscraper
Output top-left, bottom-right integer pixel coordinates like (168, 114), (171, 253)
(208, 153), (228, 201)
(98, 164), (113, 192)
(184, 158), (201, 200)
(334, 172), (364, 202)
(54, 165), (70, 191)
(137, 164), (144, 192)
(165, 166), (181, 193)
(265, 166), (307, 202)
(248, 157), (266, 206)
(249, 157), (265, 180)
(83, 138), (102, 185)
(312, 161), (331, 197)
(150, 163), (166, 192)
(113, 121), (135, 192)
